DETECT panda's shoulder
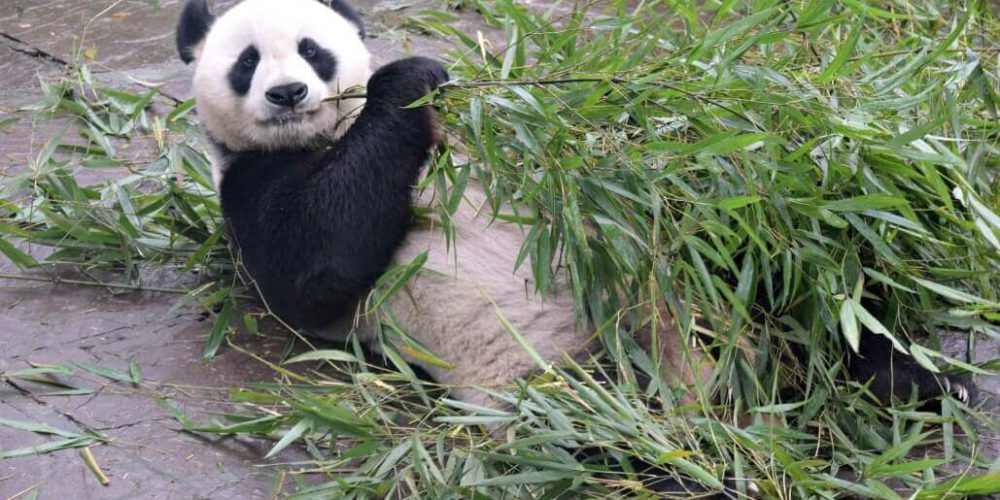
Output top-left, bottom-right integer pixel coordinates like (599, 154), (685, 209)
(216, 148), (319, 207)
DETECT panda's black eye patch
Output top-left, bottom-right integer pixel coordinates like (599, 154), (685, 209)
(299, 38), (318, 59)
(241, 50), (259, 68)
(228, 45), (259, 96)
(298, 37), (336, 82)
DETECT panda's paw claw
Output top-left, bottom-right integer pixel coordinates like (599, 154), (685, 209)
(943, 375), (975, 405)
(956, 383), (969, 404)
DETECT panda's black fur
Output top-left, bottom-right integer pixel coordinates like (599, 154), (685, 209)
(217, 59), (447, 329)
(177, 0), (974, 413)
(849, 321), (976, 408)
(176, 0), (213, 64)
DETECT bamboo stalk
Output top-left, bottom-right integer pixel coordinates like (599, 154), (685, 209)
(80, 446), (110, 486)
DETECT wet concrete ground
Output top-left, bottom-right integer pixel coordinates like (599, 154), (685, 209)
(1, 1), (998, 499)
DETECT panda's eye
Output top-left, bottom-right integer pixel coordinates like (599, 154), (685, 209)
(237, 46), (259, 69)
(299, 38), (318, 60)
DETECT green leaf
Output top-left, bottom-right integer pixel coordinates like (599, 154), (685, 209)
(367, 252), (428, 312)
(849, 300), (907, 354)
(0, 117), (19, 131)
(0, 436), (100, 459)
(717, 196), (762, 210)
(265, 418), (310, 459)
(396, 341), (457, 371)
(816, 13), (865, 82)
(823, 195), (908, 212)
(913, 278), (1000, 307)
(908, 343), (941, 374)
(74, 361), (133, 383)
(166, 98), (197, 122)
(471, 470), (578, 486)
(0, 418), (83, 439)
(203, 300), (233, 360)
(284, 349), (361, 364)
(839, 300), (860, 353)
(915, 470), (1000, 498)
(129, 359), (142, 384)
(0, 238), (38, 268)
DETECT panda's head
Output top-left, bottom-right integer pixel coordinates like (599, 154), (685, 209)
(176, 0), (371, 154)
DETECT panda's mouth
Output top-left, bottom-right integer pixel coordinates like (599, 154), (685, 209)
(263, 109), (318, 126)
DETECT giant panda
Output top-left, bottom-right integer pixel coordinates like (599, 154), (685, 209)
(173, 0), (704, 406)
(175, 0), (973, 409)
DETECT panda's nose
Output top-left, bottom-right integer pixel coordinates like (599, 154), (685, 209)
(265, 82), (308, 107)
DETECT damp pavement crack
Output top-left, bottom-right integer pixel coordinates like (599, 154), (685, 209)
(0, 31), (69, 66)
(6, 378), (96, 433)
(93, 418), (167, 432)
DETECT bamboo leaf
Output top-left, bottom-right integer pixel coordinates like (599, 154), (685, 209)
(913, 278), (1000, 307)
(816, 13), (865, 82)
(840, 300), (860, 353)
(265, 418), (311, 459)
(74, 361), (133, 383)
(203, 300), (233, 360)
(285, 349), (360, 364)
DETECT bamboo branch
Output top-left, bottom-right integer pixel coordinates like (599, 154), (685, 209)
(322, 75), (763, 130)
(0, 272), (192, 295)
(322, 76), (628, 102)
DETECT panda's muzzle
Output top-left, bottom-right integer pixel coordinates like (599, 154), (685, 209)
(265, 82), (308, 108)
(261, 82), (319, 126)
(263, 108), (318, 126)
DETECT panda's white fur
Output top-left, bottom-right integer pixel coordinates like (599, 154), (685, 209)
(191, 0), (371, 187)
(327, 188), (596, 404)
(179, 0), (712, 407)
(329, 187), (709, 406)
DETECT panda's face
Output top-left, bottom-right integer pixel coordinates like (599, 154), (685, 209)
(187, 0), (371, 152)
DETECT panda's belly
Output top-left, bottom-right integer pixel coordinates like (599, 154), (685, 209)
(317, 185), (595, 405)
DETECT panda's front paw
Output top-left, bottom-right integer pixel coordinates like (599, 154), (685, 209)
(367, 57), (449, 107)
(942, 374), (977, 405)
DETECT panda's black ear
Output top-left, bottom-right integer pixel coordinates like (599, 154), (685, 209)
(319, 0), (366, 39)
(176, 0), (215, 64)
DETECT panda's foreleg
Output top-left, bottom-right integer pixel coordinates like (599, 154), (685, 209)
(274, 57), (448, 327)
